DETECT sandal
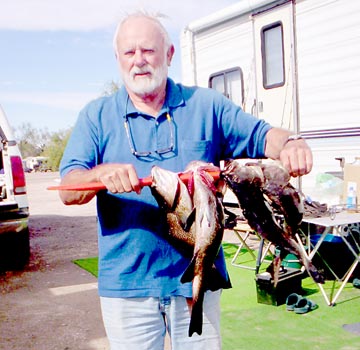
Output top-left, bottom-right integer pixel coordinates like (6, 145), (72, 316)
(353, 278), (360, 289)
(294, 297), (318, 314)
(286, 293), (302, 311)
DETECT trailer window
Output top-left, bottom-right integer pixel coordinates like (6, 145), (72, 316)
(210, 74), (226, 96)
(261, 22), (285, 89)
(209, 67), (244, 107)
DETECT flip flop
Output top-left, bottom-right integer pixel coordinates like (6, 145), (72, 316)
(294, 297), (318, 314)
(286, 293), (302, 311)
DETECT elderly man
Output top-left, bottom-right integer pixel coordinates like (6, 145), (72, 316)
(59, 11), (312, 350)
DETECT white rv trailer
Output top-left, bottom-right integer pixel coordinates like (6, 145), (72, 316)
(181, 0), (360, 201)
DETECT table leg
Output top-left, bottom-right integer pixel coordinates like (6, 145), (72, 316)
(330, 260), (359, 306)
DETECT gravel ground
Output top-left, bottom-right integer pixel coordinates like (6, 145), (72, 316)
(0, 172), (108, 350)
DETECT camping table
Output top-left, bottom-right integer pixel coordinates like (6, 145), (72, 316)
(301, 211), (360, 306)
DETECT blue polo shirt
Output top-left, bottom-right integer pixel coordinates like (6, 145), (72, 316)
(60, 78), (271, 298)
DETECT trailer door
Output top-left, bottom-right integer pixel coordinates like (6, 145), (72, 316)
(252, 2), (297, 131)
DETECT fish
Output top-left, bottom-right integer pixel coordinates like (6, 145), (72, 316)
(180, 163), (225, 336)
(260, 163), (303, 233)
(151, 163), (230, 336)
(150, 166), (195, 255)
(222, 160), (324, 285)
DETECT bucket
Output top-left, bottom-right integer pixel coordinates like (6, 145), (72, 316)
(275, 247), (302, 269)
(310, 233), (343, 244)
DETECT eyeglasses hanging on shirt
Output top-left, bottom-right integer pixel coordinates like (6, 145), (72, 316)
(123, 96), (175, 158)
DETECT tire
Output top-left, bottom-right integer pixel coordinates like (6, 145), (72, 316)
(0, 228), (30, 271)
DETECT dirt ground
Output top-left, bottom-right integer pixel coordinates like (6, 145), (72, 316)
(0, 172), (108, 350)
(0, 172), (239, 350)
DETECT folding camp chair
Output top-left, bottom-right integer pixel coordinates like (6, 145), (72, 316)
(231, 223), (273, 273)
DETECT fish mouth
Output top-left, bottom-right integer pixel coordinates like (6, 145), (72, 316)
(151, 166), (179, 207)
(151, 166), (172, 188)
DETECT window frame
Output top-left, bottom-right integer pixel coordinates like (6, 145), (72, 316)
(261, 21), (286, 89)
(208, 67), (245, 106)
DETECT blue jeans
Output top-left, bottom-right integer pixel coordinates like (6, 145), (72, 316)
(100, 290), (222, 350)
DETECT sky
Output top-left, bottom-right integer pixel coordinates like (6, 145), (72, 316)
(0, 0), (240, 133)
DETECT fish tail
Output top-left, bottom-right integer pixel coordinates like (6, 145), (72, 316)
(180, 256), (196, 284)
(266, 256), (282, 286)
(290, 240), (325, 284)
(300, 256), (325, 284)
(308, 263), (325, 284)
(188, 293), (204, 336)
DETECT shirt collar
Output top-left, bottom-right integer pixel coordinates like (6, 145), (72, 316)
(165, 78), (185, 109)
(119, 78), (185, 119)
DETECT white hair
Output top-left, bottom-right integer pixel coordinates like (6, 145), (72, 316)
(112, 10), (172, 58)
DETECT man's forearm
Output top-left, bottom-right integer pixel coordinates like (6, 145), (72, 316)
(59, 168), (99, 205)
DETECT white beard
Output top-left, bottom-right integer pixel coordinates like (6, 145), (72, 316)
(122, 62), (168, 96)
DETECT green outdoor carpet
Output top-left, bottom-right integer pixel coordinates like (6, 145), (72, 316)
(73, 243), (360, 350)
(73, 256), (98, 277)
(343, 323), (360, 335)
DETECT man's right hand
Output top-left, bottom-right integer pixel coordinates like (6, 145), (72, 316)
(59, 163), (141, 205)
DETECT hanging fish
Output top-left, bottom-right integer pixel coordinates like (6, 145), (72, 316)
(151, 166), (195, 255)
(151, 162), (229, 336)
(222, 159), (324, 285)
(181, 164), (225, 336)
